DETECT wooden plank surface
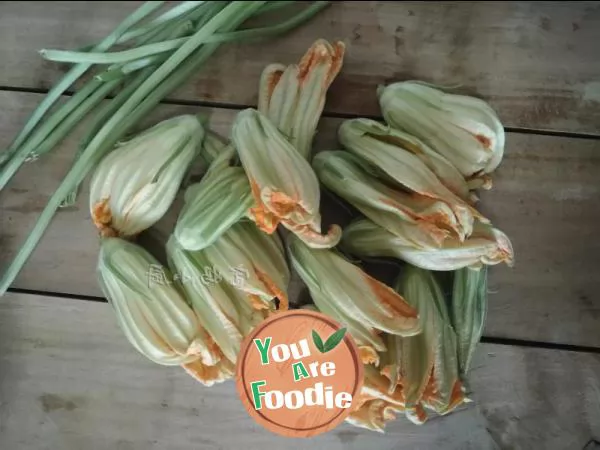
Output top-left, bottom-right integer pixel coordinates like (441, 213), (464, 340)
(0, 2), (599, 134)
(0, 293), (598, 450)
(1, 2), (599, 449)
(1, 91), (600, 347)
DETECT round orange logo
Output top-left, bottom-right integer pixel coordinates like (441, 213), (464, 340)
(235, 310), (363, 437)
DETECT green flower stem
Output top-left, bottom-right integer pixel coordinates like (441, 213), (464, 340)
(29, 80), (120, 162)
(40, 37), (190, 65)
(257, 1), (296, 14)
(0, 78), (102, 167)
(0, 1), (163, 166)
(43, 1), (329, 66)
(118, 1), (204, 44)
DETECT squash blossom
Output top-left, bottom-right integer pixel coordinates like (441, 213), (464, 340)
(90, 115), (203, 238)
(174, 163), (254, 251)
(97, 238), (223, 379)
(288, 234), (421, 365)
(258, 39), (345, 160)
(166, 235), (270, 363)
(342, 218), (514, 271)
(202, 221), (290, 311)
(232, 108), (341, 248)
(386, 266), (466, 424)
(451, 266), (489, 376)
(313, 151), (457, 249)
(338, 118), (488, 240)
(341, 118), (470, 200)
(166, 236), (245, 366)
(378, 81), (505, 178)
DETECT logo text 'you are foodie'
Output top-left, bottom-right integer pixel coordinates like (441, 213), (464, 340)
(250, 332), (352, 411)
(236, 310), (363, 437)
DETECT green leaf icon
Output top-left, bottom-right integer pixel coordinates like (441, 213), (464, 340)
(323, 328), (347, 353)
(312, 330), (325, 352)
(312, 328), (347, 353)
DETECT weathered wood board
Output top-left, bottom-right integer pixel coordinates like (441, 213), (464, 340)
(0, 293), (598, 450)
(0, 2), (599, 449)
(1, 91), (599, 347)
(0, 2), (599, 133)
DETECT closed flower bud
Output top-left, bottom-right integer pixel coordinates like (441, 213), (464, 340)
(451, 266), (488, 376)
(340, 118), (470, 200)
(232, 108), (341, 248)
(166, 236), (245, 365)
(288, 234), (421, 362)
(174, 165), (254, 251)
(202, 221), (290, 311)
(338, 118), (487, 240)
(90, 115), (203, 237)
(342, 218), (514, 271)
(97, 237), (219, 367)
(391, 266), (465, 423)
(313, 151), (457, 249)
(182, 358), (236, 387)
(258, 39), (345, 159)
(378, 81), (505, 177)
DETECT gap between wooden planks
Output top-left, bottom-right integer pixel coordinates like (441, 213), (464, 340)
(0, 292), (598, 450)
(0, 91), (599, 349)
(0, 1), (599, 134)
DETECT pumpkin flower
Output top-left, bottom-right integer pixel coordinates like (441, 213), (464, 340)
(174, 161), (254, 251)
(386, 266), (465, 424)
(97, 237), (229, 386)
(166, 236), (246, 365)
(313, 151), (457, 249)
(232, 108), (341, 248)
(258, 39), (345, 159)
(378, 81), (505, 178)
(288, 234), (421, 364)
(338, 118), (488, 240)
(344, 118), (470, 200)
(167, 235), (272, 385)
(90, 115), (203, 237)
(451, 266), (489, 376)
(342, 218), (514, 271)
(202, 221), (290, 311)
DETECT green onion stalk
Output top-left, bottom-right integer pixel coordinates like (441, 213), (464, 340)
(0, 1), (330, 295)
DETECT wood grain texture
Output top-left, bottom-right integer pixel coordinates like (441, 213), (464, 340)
(0, 2), (599, 133)
(0, 293), (598, 450)
(1, 91), (600, 346)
